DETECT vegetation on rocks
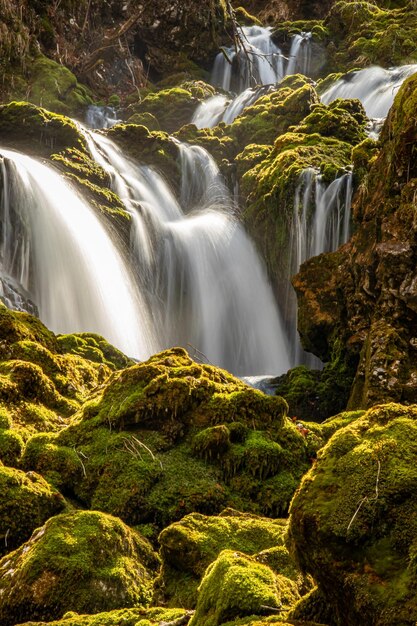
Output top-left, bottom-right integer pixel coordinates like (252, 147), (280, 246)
(0, 510), (159, 625)
(288, 403), (417, 625)
(22, 348), (310, 529)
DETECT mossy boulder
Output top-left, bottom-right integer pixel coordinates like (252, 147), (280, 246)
(156, 509), (288, 607)
(105, 124), (181, 191)
(287, 403), (417, 625)
(189, 549), (298, 625)
(0, 304), (123, 439)
(292, 99), (367, 146)
(17, 607), (190, 626)
(324, 0), (417, 70)
(0, 464), (66, 556)
(0, 510), (159, 625)
(230, 76), (319, 151)
(0, 101), (86, 158)
(25, 55), (93, 116)
(22, 348), (310, 529)
(126, 83), (216, 133)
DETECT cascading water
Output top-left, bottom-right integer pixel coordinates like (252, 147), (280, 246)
(193, 27), (312, 128)
(86, 131), (290, 375)
(0, 149), (155, 358)
(321, 64), (417, 120)
(285, 168), (353, 365)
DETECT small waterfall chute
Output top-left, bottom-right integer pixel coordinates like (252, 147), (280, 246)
(285, 168), (353, 366)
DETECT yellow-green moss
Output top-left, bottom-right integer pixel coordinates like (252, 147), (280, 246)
(189, 550), (283, 626)
(0, 464), (66, 556)
(287, 403), (417, 625)
(156, 509), (287, 607)
(0, 510), (159, 625)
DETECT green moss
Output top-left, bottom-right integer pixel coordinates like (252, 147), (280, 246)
(287, 403), (417, 624)
(22, 348), (305, 528)
(189, 550), (282, 626)
(126, 86), (202, 134)
(325, 1), (417, 70)
(26, 55), (93, 116)
(292, 99), (367, 145)
(0, 510), (159, 625)
(156, 509), (287, 607)
(105, 124), (181, 190)
(15, 607), (189, 626)
(0, 304), (117, 438)
(57, 333), (133, 371)
(0, 101), (86, 158)
(230, 77), (319, 150)
(0, 464), (66, 556)
(0, 428), (24, 466)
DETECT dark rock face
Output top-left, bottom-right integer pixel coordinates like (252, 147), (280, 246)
(294, 73), (417, 409)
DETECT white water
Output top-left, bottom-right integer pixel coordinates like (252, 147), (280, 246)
(321, 64), (417, 119)
(0, 149), (154, 358)
(85, 105), (120, 129)
(193, 27), (312, 128)
(87, 132), (290, 375)
(284, 169), (353, 365)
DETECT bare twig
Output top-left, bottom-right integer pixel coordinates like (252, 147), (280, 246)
(347, 458), (381, 532)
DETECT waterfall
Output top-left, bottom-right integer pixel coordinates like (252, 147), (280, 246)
(211, 25), (285, 93)
(0, 149), (155, 358)
(193, 28), (312, 128)
(321, 64), (417, 119)
(87, 131), (290, 375)
(285, 169), (353, 366)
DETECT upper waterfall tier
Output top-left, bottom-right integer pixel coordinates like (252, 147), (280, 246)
(193, 27), (312, 128)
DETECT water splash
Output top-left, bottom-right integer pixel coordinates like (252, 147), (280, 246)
(87, 132), (290, 375)
(321, 64), (417, 119)
(85, 105), (120, 129)
(0, 149), (155, 358)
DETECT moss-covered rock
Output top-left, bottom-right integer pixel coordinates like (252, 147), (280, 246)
(25, 55), (93, 116)
(22, 348), (310, 529)
(0, 463), (66, 556)
(0, 304), (122, 439)
(16, 607), (190, 626)
(156, 509), (288, 607)
(189, 549), (296, 625)
(0, 101), (86, 157)
(0, 510), (159, 625)
(230, 76), (319, 151)
(126, 83), (216, 134)
(105, 124), (181, 190)
(324, 1), (417, 70)
(287, 402), (417, 625)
